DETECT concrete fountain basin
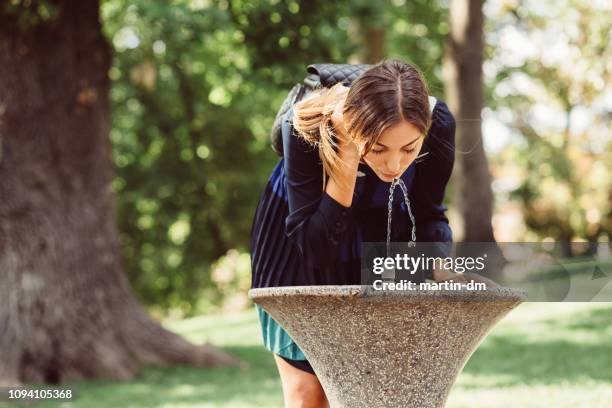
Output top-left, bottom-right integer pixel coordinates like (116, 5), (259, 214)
(249, 285), (526, 408)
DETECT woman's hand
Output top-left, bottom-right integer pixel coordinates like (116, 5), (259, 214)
(323, 86), (361, 208)
(330, 88), (361, 156)
(331, 97), (348, 143)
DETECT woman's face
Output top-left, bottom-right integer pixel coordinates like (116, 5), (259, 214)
(361, 120), (424, 182)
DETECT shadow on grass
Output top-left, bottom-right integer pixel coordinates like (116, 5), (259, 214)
(6, 305), (611, 407)
(560, 304), (612, 332)
(462, 304), (612, 388)
(13, 345), (282, 408)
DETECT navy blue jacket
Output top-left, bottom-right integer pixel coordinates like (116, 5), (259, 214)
(281, 99), (455, 273)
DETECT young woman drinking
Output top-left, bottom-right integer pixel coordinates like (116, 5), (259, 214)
(250, 59), (488, 408)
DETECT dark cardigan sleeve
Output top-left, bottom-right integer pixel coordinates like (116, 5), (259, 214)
(281, 108), (354, 270)
(409, 99), (455, 255)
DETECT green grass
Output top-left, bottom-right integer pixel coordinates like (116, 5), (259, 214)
(3, 303), (612, 408)
(447, 302), (612, 407)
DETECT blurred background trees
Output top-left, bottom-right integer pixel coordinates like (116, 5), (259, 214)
(100, 0), (455, 315)
(101, 0), (357, 315)
(3, 0), (609, 320)
(483, 0), (611, 255)
(0, 0), (238, 385)
(101, 0), (610, 315)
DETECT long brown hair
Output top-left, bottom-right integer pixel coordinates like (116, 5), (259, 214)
(292, 59), (432, 190)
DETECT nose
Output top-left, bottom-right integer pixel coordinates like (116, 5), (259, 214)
(386, 153), (402, 173)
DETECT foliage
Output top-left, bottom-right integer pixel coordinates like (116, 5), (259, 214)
(102, 0), (612, 310)
(0, 0), (59, 31)
(206, 249), (253, 314)
(100, 0), (452, 314)
(484, 0), (611, 248)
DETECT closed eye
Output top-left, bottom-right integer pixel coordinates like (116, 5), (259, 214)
(371, 148), (416, 155)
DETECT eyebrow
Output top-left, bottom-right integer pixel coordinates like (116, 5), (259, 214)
(375, 136), (421, 149)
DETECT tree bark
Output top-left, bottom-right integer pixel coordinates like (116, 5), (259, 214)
(364, 27), (386, 64)
(443, 0), (496, 242)
(0, 0), (239, 386)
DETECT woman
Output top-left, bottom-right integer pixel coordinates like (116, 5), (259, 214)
(251, 59), (468, 408)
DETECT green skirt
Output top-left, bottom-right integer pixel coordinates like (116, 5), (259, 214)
(255, 304), (306, 360)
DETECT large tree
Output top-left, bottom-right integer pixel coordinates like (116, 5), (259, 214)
(443, 0), (496, 242)
(0, 0), (237, 386)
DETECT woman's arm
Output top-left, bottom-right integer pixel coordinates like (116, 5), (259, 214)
(410, 99), (456, 245)
(326, 96), (360, 207)
(324, 146), (360, 207)
(409, 100), (455, 279)
(282, 108), (359, 270)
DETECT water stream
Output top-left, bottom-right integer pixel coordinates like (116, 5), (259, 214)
(384, 177), (417, 281)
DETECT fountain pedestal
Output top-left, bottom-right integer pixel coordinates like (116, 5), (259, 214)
(249, 285), (525, 408)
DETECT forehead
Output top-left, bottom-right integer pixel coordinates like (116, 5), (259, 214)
(375, 120), (422, 148)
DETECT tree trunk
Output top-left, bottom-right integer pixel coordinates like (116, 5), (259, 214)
(0, 0), (239, 386)
(443, 0), (496, 242)
(364, 27), (386, 64)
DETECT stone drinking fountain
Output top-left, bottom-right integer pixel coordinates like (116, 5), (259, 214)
(249, 285), (526, 408)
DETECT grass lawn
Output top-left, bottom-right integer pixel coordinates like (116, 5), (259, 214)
(3, 302), (611, 408)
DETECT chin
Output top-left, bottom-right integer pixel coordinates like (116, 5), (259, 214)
(377, 172), (398, 182)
